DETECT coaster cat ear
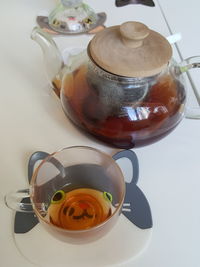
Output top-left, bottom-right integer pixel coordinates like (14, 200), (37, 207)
(14, 151), (50, 234)
(113, 150), (152, 229)
(113, 150), (139, 184)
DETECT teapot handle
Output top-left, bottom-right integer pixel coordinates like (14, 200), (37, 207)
(179, 56), (200, 119)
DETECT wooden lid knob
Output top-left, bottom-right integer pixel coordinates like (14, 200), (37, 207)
(120, 21), (149, 48)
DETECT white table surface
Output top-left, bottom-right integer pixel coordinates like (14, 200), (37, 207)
(0, 0), (200, 266)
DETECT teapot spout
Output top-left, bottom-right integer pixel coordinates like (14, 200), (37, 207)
(31, 27), (63, 89)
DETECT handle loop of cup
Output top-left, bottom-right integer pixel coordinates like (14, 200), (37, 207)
(4, 189), (34, 212)
(5, 151), (67, 213)
(5, 188), (49, 213)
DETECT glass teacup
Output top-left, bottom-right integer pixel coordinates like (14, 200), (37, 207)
(5, 146), (125, 244)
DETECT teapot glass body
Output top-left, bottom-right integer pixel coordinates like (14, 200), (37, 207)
(31, 25), (200, 149)
(60, 55), (186, 148)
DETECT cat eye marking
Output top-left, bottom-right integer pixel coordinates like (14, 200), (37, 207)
(51, 190), (66, 204)
(103, 192), (113, 203)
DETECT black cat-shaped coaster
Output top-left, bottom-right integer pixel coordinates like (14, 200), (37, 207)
(14, 150), (152, 266)
(36, 12), (106, 36)
(14, 149), (152, 233)
(115, 0), (155, 7)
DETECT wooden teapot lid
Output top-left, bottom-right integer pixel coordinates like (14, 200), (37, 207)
(89, 21), (172, 77)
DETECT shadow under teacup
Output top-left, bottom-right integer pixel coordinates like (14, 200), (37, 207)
(5, 146), (126, 244)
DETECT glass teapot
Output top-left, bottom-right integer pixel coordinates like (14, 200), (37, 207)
(31, 21), (200, 149)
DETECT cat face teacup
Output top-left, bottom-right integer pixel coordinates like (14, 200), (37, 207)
(5, 146), (125, 243)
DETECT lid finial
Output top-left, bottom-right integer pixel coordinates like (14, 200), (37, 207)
(120, 21), (149, 48)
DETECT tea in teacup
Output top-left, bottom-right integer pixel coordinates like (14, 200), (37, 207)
(48, 188), (113, 230)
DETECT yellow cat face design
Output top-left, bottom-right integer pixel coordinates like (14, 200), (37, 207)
(48, 189), (112, 230)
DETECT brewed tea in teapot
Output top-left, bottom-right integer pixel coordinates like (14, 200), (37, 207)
(61, 62), (185, 148)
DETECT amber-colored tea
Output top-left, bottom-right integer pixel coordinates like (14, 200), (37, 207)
(59, 64), (186, 148)
(47, 188), (112, 230)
